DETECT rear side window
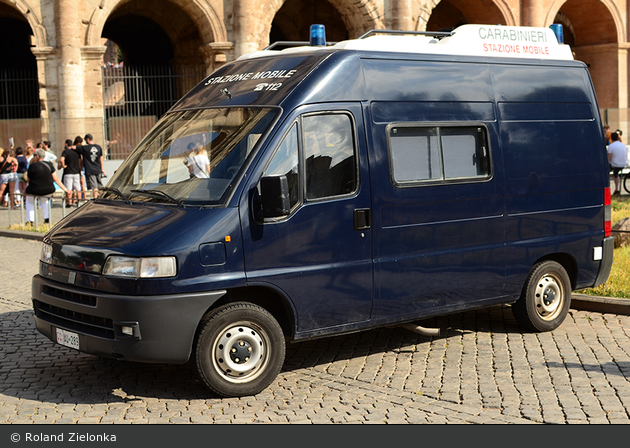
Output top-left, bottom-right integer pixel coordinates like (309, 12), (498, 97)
(388, 123), (491, 186)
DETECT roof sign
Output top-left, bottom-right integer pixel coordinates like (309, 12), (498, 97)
(246, 24), (574, 61)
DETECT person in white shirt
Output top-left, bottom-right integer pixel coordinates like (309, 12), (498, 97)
(188, 143), (210, 178)
(608, 131), (627, 195)
(42, 140), (58, 166)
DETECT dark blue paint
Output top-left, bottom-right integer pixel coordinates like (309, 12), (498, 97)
(199, 242), (227, 266)
(33, 46), (612, 363)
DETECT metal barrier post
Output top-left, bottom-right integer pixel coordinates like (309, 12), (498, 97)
(19, 193), (25, 225)
(48, 197), (53, 226)
(34, 197), (39, 229)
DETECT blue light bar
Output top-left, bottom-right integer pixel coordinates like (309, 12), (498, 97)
(310, 24), (326, 46)
(550, 24), (564, 44)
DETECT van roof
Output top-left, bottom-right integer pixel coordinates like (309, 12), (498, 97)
(240, 24), (574, 62)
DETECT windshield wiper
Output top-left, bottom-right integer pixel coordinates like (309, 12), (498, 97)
(100, 187), (132, 204)
(131, 189), (185, 208)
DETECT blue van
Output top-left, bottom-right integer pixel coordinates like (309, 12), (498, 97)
(32, 24), (613, 397)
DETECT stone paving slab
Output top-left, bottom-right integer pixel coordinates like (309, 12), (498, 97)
(1, 236), (630, 424)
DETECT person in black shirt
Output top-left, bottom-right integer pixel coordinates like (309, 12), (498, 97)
(24, 149), (68, 224)
(59, 139), (82, 206)
(81, 134), (105, 198)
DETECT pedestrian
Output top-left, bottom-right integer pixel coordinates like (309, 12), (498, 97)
(42, 140), (57, 165)
(81, 133), (105, 198)
(0, 147), (18, 208)
(23, 148), (68, 225)
(73, 136), (88, 200)
(187, 143), (210, 178)
(608, 131), (627, 195)
(15, 147), (28, 205)
(25, 139), (34, 155)
(59, 139), (82, 206)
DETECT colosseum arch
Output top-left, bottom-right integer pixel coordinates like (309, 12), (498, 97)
(329, 0), (384, 36)
(270, 0), (353, 43)
(546, 0), (624, 43)
(265, 0), (383, 44)
(0, 0), (48, 48)
(82, 0), (229, 160)
(0, 0), (43, 133)
(547, 0), (624, 110)
(84, 0), (227, 50)
(420, 0), (515, 32)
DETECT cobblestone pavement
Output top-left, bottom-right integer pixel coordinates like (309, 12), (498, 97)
(1, 236), (630, 424)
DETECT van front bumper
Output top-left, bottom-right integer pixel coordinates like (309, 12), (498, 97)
(32, 275), (226, 363)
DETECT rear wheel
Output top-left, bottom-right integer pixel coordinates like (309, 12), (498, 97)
(623, 172), (630, 194)
(193, 302), (285, 397)
(512, 261), (571, 332)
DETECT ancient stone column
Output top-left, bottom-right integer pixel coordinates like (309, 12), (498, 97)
(520, 0), (546, 27)
(233, 0), (264, 58)
(31, 47), (57, 147)
(81, 46), (107, 148)
(391, 0), (414, 31)
(54, 0), (86, 147)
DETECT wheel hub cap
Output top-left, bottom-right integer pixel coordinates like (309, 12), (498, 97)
(214, 324), (266, 380)
(229, 340), (252, 364)
(535, 275), (563, 319)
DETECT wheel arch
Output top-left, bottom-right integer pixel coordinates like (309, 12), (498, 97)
(532, 252), (578, 290)
(198, 285), (296, 339)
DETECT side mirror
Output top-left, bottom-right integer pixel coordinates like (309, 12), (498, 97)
(259, 175), (291, 219)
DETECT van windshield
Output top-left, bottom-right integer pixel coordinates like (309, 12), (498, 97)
(104, 107), (278, 206)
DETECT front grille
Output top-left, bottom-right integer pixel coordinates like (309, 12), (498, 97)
(43, 285), (97, 307)
(33, 300), (115, 339)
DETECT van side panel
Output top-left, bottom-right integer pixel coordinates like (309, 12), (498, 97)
(362, 58), (510, 322)
(361, 58), (495, 103)
(492, 64), (608, 290)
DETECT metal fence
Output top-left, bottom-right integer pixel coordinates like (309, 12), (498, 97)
(102, 64), (206, 159)
(0, 192), (90, 229)
(0, 67), (42, 148)
(0, 68), (40, 120)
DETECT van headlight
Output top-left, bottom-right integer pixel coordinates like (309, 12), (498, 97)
(40, 243), (53, 264)
(103, 256), (177, 278)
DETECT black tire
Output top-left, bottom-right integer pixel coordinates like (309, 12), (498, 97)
(512, 260), (571, 332)
(193, 302), (285, 398)
(623, 173), (630, 194)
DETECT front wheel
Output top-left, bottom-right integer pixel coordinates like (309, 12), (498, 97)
(623, 172), (630, 194)
(193, 302), (286, 397)
(512, 260), (571, 332)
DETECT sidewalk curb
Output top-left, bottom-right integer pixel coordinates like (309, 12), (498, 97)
(1, 228), (628, 315)
(571, 293), (630, 316)
(0, 229), (44, 241)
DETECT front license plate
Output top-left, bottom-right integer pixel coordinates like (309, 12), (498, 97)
(56, 328), (80, 350)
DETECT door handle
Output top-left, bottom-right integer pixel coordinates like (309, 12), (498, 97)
(354, 208), (371, 231)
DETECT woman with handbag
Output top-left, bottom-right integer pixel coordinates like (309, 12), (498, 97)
(23, 148), (68, 225)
